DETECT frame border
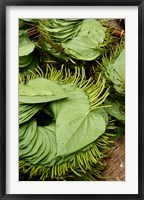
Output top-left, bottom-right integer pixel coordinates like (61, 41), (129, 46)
(0, 0), (143, 199)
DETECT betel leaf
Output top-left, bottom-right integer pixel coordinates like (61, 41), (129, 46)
(105, 49), (125, 94)
(96, 108), (109, 126)
(19, 103), (44, 124)
(21, 18), (41, 24)
(19, 53), (34, 68)
(62, 19), (106, 60)
(38, 123), (57, 165)
(19, 31), (35, 57)
(19, 119), (37, 155)
(42, 19), (82, 43)
(105, 100), (125, 121)
(19, 53), (39, 74)
(38, 19), (106, 61)
(62, 38), (101, 61)
(19, 121), (57, 165)
(55, 109), (106, 156)
(50, 84), (107, 156)
(19, 78), (68, 104)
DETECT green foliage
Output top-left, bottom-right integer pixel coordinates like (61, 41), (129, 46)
(19, 30), (39, 74)
(19, 67), (117, 180)
(40, 19), (82, 43)
(19, 31), (35, 57)
(38, 19), (107, 61)
(19, 78), (68, 103)
(62, 19), (106, 60)
(105, 100), (125, 122)
(19, 18), (125, 181)
(102, 43), (125, 95)
(50, 84), (107, 156)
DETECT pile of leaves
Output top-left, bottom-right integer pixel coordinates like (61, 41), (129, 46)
(19, 18), (125, 181)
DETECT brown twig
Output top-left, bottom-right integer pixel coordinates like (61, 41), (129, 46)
(112, 29), (125, 37)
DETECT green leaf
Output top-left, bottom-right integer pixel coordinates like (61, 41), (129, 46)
(19, 122), (57, 165)
(19, 103), (44, 124)
(21, 18), (41, 24)
(19, 53), (39, 74)
(41, 19), (82, 43)
(105, 100), (125, 121)
(38, 124), (57, 165)
(105, 49), (125, 94)
(19, 78), (68, 104)
(19, 119), (37, 148)
(39, 19), (105, 61)
(50, 84), (106, 156)
(19, 31), (35, 56)
(19, 53), (33, 68)
(62, 19), (106, 60)
(63, 37), (101, 60)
